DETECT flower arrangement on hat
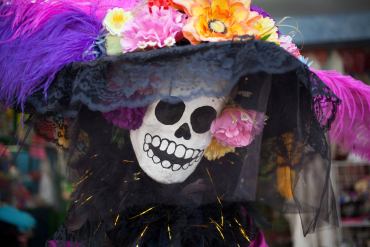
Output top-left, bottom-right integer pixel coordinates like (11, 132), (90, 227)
(102, 0), (301, 55)
(100, 0), (299, 160)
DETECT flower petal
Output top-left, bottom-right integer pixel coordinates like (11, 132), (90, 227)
(182, 17), (202, 44)
(230, 3), (249, 23)
(211, 0), (230, 16)
(172, 0), (201, 15)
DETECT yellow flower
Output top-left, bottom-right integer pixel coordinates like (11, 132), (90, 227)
(173, 0), (261, 44)
(103, 8), (133, 36)
(252, 16), (279, 44)
(204, 138), (235, 161)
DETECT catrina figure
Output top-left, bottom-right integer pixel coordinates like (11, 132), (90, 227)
(1, 0), (370, 246)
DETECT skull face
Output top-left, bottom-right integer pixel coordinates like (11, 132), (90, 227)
(130, 96), (224, 184)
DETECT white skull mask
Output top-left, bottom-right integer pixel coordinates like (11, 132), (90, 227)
(130, 96), (224, 184)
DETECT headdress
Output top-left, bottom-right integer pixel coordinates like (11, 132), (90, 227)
(1, 0), (370, 246)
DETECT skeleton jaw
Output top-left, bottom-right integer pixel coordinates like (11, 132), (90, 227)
(143, 133), (204, 171)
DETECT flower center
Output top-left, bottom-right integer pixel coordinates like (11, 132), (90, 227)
(113, 14), (124, 24)
(208, 19), (227, 34)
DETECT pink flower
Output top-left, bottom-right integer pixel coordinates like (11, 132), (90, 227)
(279, 35), (301, 58)
(210, 108), (266, 147)
(120, 6), (185, 53)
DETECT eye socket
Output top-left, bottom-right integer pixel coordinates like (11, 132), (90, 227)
(155, 97), (185, 125)
(191, 106), (217, 134)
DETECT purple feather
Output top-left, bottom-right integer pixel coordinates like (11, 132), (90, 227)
(0, 3), (101, 108)
(313, 69), (370, 161)
(251, 5), (272, 18)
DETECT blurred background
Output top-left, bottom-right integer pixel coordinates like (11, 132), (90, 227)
(0, 0), (370, 246)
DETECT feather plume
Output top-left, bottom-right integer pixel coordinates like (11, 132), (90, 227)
(313, 69), (370, 161)
(0, 0), (139, 41)
(0, 3), (101, 107)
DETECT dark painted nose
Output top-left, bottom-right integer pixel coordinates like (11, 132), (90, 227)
(175, 123), (191, 140)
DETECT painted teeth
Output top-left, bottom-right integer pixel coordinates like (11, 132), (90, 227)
(185, 149), (193, 159)
(167, 142), (176, 154)
(152, 136), (160, 147)
(174, 145), (186, 158)
(162, 160), (171, 168)
(147, 149), (154, 158)
(153, 156), (160, 164)
(182, 163), (190, 170)
(159, 139), (169, 151)
(172, 164), (181, 171)
(143, 134), (204, 172)
(145, 134), (152, 144)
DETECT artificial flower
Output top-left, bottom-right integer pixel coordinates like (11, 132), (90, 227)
(103, 107), (147, 130)
(172, 0), (261, 44)
(279, 35), (301, 57)
(148, 0), (173, 9)
(121, 6), (185, 52)
(103, 7), (133, 36)
(210, 108), (266, 147)
(204, 138), (235, 160)
(105, 35), (122, 55)
(252, 15), (279, 43)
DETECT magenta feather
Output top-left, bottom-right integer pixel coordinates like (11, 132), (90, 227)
(1, 0), (139, 41)
(0, 2), (101, 107)
(313, 69), (370, 161)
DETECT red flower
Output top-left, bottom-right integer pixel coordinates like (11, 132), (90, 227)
(148, 0), (173, 9)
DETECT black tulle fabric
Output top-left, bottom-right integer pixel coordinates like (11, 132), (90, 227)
(25, 40), (340, 246)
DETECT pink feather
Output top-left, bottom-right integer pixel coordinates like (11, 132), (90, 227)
(313, 69), (370, 161)
(61, 0), (141, 20)
(2, 0), (140, 40)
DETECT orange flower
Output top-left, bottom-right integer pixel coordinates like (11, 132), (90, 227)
(173, 0), (261, 44)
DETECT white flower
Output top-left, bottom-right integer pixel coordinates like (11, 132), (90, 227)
(103, 8), (133, 36)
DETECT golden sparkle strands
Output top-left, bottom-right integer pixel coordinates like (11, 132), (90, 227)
(90, 154), (99, 159)
(206, 168), (225, 229)
(129, 207), (155, 220)
(75, 170), (93, 187)
(234, 218), (250, 242)
(122, 160), (135, 164)
(79, 195), (93, 207)
(114, 214), (120, 226)
(210, 218), (225, 240)
(94, 221), (102, 235)
(133, 172), (142, 181)
(167, 224), (172, 240)
(205, 168), (222, 205)
(136, 225), (149, 247)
